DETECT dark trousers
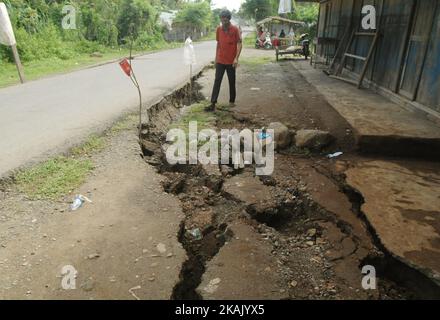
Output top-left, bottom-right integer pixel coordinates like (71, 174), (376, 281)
(211, 63), (236, 104)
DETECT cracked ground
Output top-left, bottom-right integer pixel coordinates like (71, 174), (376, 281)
(0, 49), (435, 300)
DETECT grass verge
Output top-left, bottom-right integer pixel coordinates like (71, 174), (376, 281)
(244, 32), (256, 48)
(0, 42), (182, 88)
(110, 114), (139, 134)
(170, 102), (217, 134)
(240, 56), (274, 69)
(170, 102), (235, 132)
(13, 112), (142, 200)
(15, 156), (94, 200)
(71, 134), (106, 157)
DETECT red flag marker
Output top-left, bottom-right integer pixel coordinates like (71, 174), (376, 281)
(119, 59), (132, 77)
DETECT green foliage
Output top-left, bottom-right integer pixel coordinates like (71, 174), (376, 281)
(290, 2), (319, 25)
(117, 0), (158, 43)
(239, 0), (319, 39)
(15, 156), (94, 200)
(240, 0), (273, 21)
(0, 0), (166, 63)
(288, 2), (319, 39)
(173, 1), (212, 31)
(243, 31), (256, 48)
(78, 0), (120, 47)
(14, 24), (77, 61)
(240, 0), (318, 24)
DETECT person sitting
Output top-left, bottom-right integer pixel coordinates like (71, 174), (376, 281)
(258, 27), (264, 40)
(279, 29), (286, 39)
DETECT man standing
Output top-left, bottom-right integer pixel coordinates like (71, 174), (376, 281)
(206, 10), (242, 112)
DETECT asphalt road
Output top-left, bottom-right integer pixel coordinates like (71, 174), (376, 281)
(0, 41), (217, 178)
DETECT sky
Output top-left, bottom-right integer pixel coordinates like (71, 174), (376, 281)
(211, 0), (245, 11)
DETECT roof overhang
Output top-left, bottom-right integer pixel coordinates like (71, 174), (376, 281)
(256, 16), (305, 26)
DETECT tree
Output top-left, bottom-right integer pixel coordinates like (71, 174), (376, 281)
(289, 2), (319, 25)
(173, 1), (212, 31)
(240, 0), (273, 22)
(117, 0), (158, 42)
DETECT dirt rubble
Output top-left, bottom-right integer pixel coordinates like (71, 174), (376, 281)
(138, 49), (440, 299)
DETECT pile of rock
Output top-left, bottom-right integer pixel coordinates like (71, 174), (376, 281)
(268, 122), (335, 151)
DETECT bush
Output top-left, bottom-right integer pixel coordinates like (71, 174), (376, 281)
(0, 0), (168, 63)
(12, 24), (79, 62)
(173, 1), (212, 31)
(117, 0), (158, 43)
(132, 29), (166, 50)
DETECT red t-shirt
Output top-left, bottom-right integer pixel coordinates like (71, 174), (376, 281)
(216, 25), (241, 65)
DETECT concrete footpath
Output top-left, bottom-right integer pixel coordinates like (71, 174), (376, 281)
(292, 61), (440, 159)
(293, 60), (440, 288)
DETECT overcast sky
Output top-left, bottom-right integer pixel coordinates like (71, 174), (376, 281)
(211, 0), (245, 11)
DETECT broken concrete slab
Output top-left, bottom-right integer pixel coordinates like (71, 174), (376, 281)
(197, 221), (289, 300)
(295, 129), (334, 150)
(222, 173), (278, 219)
(345, 160), (440, 286)
(293, 61), (440, 158)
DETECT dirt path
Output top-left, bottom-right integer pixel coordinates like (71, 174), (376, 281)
(0, 124), (186, 299)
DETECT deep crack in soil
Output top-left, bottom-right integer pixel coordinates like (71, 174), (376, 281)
(138, 52), (439, 299)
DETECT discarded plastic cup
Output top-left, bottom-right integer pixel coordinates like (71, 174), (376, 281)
(70, 195), (92, 211)
(70, 196), (83, 211)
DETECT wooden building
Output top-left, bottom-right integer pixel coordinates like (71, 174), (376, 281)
(311, 0), (440, 114)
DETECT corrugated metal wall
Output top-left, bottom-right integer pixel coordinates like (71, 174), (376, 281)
(316, 0), (440, 112)
(414, 3), (440, 112)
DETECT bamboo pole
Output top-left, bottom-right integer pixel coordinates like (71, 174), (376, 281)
(11, 44), (25, 84)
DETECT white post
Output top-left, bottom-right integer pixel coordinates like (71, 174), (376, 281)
(184, 36), (196, 105)
(0, 3), (25, 83)
(189, 64), (192, 105)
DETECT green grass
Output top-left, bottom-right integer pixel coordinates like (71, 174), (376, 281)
(170, 102), (217, 134)
(0, 50), (128, 88)
(215, 104), (235, 127)
(196, 31), (217, 42)
(0, 42), (182, 88)
(12, 108), (147, 200)
(244, 32), (257, 48)
(14, 131), (112, 200)
(110, 113), (139, 133)
(168, 102), (235, 150)
(240, 56), (274, 68)
(15, 156), (94, 200)
(170, 102), (235, 131)
(71, 134), (106, 157)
